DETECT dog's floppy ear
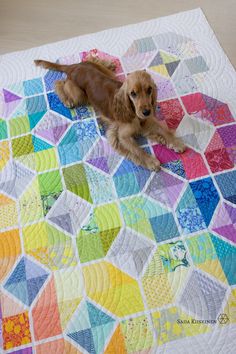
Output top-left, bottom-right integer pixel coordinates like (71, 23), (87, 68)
(113, 81), (134, 122)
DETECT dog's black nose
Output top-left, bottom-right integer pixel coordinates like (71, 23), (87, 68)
(142, 109), (151, 116)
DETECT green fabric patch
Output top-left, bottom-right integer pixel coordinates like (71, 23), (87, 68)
(35, 148), (58, 172)
(9, 116), (30, 137)
(0, 120), (7, 140)
(38, 170), (63, 197)
(77, 232), (105, 263)
(12, 134), (34, 157)
(63, 163), (92, 203)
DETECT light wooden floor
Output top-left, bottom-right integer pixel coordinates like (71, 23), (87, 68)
(0, 0), (235, 67)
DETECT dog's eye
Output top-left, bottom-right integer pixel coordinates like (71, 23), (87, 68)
(147, 86), (152, 95)
(130, 91), (137, 98)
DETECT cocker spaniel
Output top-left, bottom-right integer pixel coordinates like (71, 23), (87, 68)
(35, 56), (185, 170)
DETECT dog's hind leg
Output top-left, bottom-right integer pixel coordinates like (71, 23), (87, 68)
(55, 79), (88, 108)
(55, 80), (72, 108)
(64, 80), (88, 107)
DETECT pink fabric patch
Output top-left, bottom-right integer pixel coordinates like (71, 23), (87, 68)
(181, 149), (208, 179)
(153, 144), (180, 163)
(205, 131), (225, 153)
(157, 98), (184, 129)
(80, 48), (123, 74)
(181, 92), (206, 113)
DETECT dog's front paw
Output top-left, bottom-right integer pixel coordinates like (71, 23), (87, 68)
(64, 99), (75, 109)
(169, 137), (186, 153)
(145, 156), (161, 171)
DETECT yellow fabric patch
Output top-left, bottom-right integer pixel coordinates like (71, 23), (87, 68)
(83, 261), (144, 317)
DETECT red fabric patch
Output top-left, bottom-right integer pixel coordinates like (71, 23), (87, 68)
(205, 148), (233, 173)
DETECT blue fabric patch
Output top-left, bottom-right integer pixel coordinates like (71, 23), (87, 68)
(29, 111), (46, 129)
(150, 212), (179, 242)
(162, 160), (186, 178)
(44, 70), (65, 91)
(4, 258), (48, 306)
(32, 136), (53, 152)
(5, 258), (26, 284)
(47, 92), (72, 119)
(68, 329), (96, 354)
(23, 78), (44, 96)
(177, 207), (206, 234)
(113, 173), (140, 198)
(58, 121), (98, 165)
(26, 275), (48, 305)
(135, 168), (151, 189)
(87, 302), (115, 327)
(75, 105), (94, 120)
(211, 234), (236, 285)
(215, 171), (236, 205)
(26, 95), (47, 115)
(115, 159), (141, 176)
(58, 142), (83, 165)
(190, 177), (219, 226)
(5, 281), (29, 306)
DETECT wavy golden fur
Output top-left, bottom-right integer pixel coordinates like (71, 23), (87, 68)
(34, 57), (185, 170)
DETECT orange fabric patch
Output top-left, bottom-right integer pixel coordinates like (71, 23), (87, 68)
(0, 229), (21, 281)
(3, 312), (31, 350)
(0, 229), (21, 259)
(36, 338), (82, 354)
(105, 325), (127, 354)
(32, 277), (62, 340)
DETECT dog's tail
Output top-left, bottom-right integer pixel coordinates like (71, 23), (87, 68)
(34, 59), (70, 73)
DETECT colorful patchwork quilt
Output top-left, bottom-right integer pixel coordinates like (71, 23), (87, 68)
(0, 8), (236, 354)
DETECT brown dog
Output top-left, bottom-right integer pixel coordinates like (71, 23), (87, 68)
(35, 57), (185, 170)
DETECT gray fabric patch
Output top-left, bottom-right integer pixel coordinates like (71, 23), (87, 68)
(49, 214), (73, 234)
(0, 161), (34, 198)
(166, 60), (180, 76)
(153, 32), (189, 49)
(133, 247), (154, 275)
(135, 37), (157, 53)
(47, 191), (91, 235)
(179, 270), (227, 319)
(149, 52), (163, 66)
(185, 56), (209, 75)
(173, 62), (198, 95)
(107, 228), (154, 277)
(182, 133), (201, 149)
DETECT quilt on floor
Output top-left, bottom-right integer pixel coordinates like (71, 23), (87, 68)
(0, 8), (236, 354)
